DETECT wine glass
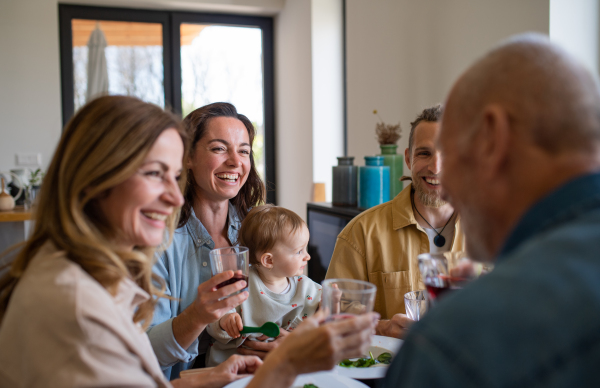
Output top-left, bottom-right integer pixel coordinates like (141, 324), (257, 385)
(417, 252), (474, 304)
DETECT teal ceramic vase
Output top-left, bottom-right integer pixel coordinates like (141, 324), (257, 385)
(358, 156), (390, 210)
(378, 144), (403, 199)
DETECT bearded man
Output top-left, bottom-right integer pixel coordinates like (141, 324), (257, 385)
(325, 105), (466, 338)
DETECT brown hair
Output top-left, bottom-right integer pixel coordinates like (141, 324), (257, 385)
(238, 205), (305, 265)
(0, 96), (186, 326)
(178, 102), (266, 227)
(408, 104), (443, 153)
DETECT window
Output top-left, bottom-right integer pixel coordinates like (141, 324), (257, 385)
(59, 5), (276, 203)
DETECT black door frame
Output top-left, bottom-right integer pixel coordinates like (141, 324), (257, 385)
(58, 4), (276, 204)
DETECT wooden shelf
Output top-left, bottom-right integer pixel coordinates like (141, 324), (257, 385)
(0, 206), (32, 222)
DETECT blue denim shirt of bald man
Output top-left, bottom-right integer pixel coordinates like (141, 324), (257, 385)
(382, 172), (600, 387)
(147, 203), (241, 381)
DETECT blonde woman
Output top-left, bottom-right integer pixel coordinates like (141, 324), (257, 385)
(0, 96), (262, 387)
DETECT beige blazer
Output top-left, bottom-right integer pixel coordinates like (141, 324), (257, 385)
(0, 242), (171, 388)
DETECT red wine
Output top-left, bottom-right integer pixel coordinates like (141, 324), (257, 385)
(216, 274), (248, 289)
(426, 283), (451, 299)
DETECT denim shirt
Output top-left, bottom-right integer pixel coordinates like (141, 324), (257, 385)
(383, 172), (600, 387)
(147, 203), (241, 381)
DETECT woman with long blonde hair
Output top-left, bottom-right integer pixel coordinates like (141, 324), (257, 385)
(0, 96), (263, 387)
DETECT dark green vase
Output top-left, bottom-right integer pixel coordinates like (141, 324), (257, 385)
(378, 144), (404, 199)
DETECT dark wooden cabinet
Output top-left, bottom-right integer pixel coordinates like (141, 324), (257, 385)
(306, 203), (362, 284)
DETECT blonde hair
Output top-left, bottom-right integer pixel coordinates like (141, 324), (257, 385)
(0, 96), (186, 327)
(238, 205), (306, 265)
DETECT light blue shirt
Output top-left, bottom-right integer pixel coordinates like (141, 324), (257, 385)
(147, 203), (241, 380)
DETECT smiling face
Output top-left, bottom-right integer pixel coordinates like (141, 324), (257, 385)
(405, 121), (447, 208)
(188, 116), (251, 203)
(269, 224), (311, 277)
(96, 128), (184, 250)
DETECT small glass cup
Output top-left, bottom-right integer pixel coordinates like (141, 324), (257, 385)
(321, 279), (377, 321)
(404, 290), (428, 321)
(209, 246), (249, 297)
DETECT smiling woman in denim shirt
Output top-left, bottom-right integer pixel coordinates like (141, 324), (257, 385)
(147, 103), (267, 380)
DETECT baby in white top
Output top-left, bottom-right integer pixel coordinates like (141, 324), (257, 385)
(206, 205), (321, 366)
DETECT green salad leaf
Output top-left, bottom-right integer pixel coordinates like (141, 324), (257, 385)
(303, 384), (319, 388)
(338, 352), (393, 368)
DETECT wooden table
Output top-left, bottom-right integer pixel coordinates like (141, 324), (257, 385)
(0, 206), (32, 222)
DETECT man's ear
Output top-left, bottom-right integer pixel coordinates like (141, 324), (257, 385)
(260, 252), (274, 269)
(404, 148), (412, 171)
(478, 104), (511, 177)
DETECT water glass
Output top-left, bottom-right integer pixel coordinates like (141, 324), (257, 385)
(321, 279), (377, 320)
(404, 290), (428, 321)
(209, 246), (249, 297)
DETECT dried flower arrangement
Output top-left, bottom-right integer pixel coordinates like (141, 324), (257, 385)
(373, 110), (402, 145)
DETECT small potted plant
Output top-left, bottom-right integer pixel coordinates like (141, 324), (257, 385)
(25, 168), (44, 209)
(374, 110), (403, 199)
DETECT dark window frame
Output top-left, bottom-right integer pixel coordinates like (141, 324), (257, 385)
(58, 4), (276, 204)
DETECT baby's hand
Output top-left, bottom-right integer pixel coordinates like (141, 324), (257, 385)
(220, 312), (243, 338)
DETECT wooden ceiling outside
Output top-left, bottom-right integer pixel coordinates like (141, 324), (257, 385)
(72, 19), (207, 47)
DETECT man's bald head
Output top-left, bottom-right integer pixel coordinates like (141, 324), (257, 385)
(449, 33), (600, 155)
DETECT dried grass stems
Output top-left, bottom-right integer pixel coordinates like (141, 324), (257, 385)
(373, 110), (402, 145)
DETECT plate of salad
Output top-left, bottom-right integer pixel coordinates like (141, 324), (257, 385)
(224, 372), (368, 388)
(334, 335), (403, 379)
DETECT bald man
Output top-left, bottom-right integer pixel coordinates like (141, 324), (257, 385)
(383, 34), (600, 387)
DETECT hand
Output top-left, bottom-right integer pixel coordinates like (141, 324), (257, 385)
(245, 311), (379, 388)
(220, 312), (243, 338)
(173, 355), (262, 388)
(192, 271), (249, 326)
(237, 327), (290, 359)
(376, 313), (414, 339)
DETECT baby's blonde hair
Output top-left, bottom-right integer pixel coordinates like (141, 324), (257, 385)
(238, 205), (306, 265)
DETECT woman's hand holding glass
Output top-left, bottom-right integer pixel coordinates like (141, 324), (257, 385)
(192, 271), (249, 326)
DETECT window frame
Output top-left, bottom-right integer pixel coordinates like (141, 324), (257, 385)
(58, 4), (276, 204)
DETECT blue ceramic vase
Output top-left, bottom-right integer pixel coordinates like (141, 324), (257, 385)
(358, 156), (390, 210)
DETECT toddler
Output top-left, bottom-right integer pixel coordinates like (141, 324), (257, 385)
(206, 205), (321, 366)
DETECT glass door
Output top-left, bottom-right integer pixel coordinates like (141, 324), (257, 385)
(179, 23), (266, 180)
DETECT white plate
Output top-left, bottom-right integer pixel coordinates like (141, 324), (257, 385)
(333, 335), (403, 379)
(224, 371), (369, 388)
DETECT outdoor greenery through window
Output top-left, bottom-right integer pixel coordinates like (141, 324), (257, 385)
(180, 24), (265, 179)
(60, 5), (275, 202)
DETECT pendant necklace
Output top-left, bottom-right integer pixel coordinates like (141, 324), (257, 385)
(411, 190), (454, 247)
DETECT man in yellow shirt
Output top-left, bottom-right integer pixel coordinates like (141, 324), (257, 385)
(325, 105), (466, 338)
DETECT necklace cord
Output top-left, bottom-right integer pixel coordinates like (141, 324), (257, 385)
(411, 189), (454, 247)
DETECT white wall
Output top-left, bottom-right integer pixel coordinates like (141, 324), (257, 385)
(345, 0), (550, 174)
(0, 0), (63, 174)
(311, 0), (344, 202)
(274, 0), (314, 217)
(550, 0), (599, 75)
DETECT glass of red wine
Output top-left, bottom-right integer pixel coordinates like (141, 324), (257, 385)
(417, 252), (473, 304)
(210, 246), (250, 297)
(321, 279), (377, 322)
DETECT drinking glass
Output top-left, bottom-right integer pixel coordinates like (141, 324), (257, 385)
(321, 279), (377, 321)
(404, 290), (428, 321)
(417, 252), (474, 303)
(209, 246), (249, 297)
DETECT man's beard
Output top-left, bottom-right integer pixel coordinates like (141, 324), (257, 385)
(412, 174), (447, 208)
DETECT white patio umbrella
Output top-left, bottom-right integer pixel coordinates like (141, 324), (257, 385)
(86, 23), (109, 102)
